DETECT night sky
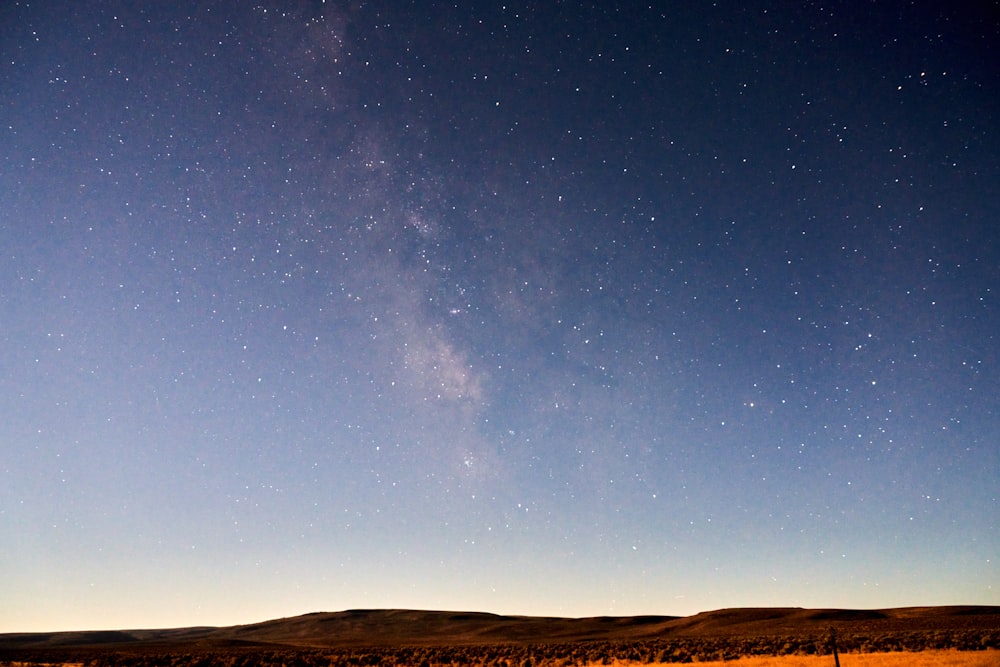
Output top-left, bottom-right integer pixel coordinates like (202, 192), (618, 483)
(2, 1), (998, 633)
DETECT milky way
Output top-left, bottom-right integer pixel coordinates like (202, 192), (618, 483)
(1, 2), (997, 631)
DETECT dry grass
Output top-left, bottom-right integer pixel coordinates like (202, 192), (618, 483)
(587, 650), (1000, 667)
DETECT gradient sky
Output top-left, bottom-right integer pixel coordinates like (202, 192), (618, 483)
(2, 1), (998, 633)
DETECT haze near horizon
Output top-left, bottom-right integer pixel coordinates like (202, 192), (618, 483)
(1, 1), (997, 633)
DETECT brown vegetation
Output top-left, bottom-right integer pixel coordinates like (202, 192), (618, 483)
(643, 650), (1000, 666)
(1, 606), (997, 666)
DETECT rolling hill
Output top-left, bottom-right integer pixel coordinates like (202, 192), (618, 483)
(2, 605), (998, 652)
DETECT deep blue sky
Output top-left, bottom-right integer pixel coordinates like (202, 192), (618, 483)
(2, 1), (997, 632)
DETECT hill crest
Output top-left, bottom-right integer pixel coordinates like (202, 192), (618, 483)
(2, 605), (998, 651)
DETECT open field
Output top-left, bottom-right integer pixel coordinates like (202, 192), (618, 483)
(4, 651), (1000, 667)
(4, 646), (1000, 666)
(2, 606), (997, 666)
(622, 649), (1000, 666)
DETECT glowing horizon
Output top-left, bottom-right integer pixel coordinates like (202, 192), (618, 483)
(1, 1), (996, 634)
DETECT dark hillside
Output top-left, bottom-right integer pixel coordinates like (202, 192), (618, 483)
(2, 605), (997, 656)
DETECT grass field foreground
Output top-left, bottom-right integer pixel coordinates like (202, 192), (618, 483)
(591, 648), (1000, 667)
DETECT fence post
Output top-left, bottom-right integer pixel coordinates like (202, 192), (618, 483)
(830, 627), (841, 667)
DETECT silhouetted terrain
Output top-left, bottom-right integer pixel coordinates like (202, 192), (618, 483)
(3, 606), (998, 654)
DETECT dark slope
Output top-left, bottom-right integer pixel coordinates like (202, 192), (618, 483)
(210, 609), (683, 647)
(2, 606), (998, 651)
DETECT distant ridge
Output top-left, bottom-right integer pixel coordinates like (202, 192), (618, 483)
(2, 606), (998, 651)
